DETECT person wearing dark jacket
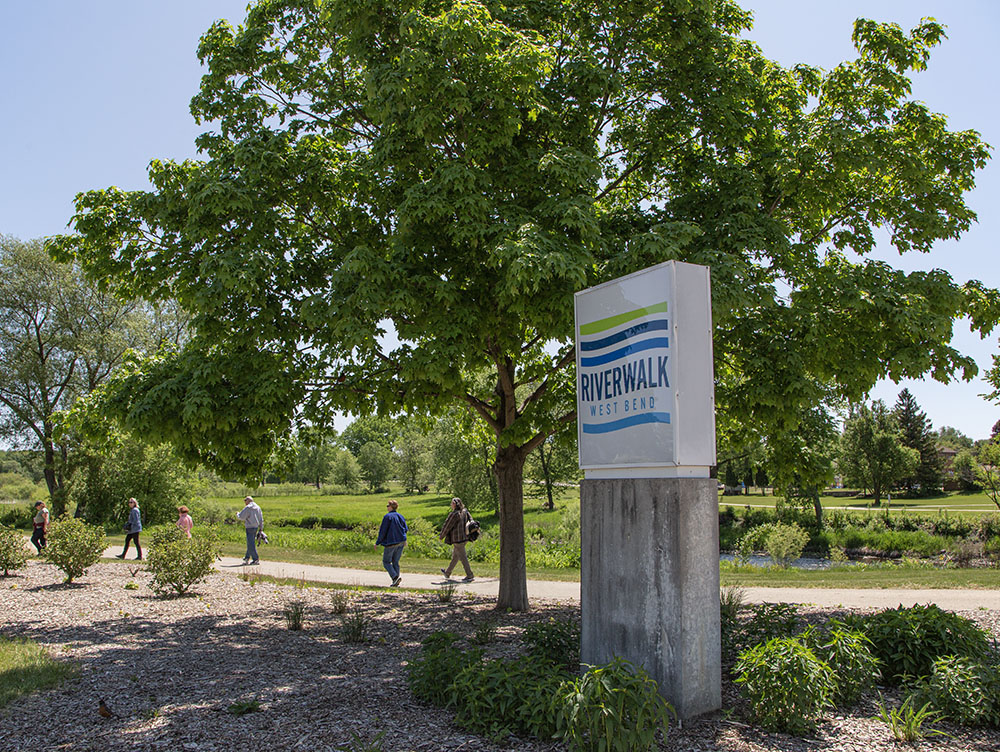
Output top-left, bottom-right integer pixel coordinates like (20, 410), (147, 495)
(439, 497), (474, 582)
(375, 499), (408, 586)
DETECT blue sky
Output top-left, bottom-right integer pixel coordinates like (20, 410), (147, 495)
(1, 1), (997, 438)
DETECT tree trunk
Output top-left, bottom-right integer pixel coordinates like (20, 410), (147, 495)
(42, 421), (68, 516)
(811, 488), (823, 527)
(538, 444), (554, 511)
(494, 444), (529, 611)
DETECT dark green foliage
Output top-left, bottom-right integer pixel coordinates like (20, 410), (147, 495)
(742, 603), (802, 649)
(407, 632), (482, 707)
(803, 624), (881, 706)
(893, 389), (944, 496)
(521, 618), (580, 673)
(734, 636), (835, 735)
(847, 604), (993, 683)
(918, 656), (1000, 727)
(448, 656), (568, 740)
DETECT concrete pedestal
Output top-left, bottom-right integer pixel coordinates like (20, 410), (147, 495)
(580, 477), (721, 719)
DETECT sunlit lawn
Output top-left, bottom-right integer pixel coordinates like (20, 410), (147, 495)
(0, 636), (78, 708)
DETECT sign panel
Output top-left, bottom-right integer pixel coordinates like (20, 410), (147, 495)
(574, 261), (716, 474)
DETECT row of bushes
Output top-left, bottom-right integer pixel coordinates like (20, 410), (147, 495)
(725, 596), (1000, 735)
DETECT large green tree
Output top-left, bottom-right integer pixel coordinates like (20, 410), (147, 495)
(56, 1), (998, 609)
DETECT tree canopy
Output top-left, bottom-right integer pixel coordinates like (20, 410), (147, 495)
(54, 0), (997, 609)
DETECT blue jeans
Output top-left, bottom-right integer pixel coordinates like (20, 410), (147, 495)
(382, 542), (405, 580)
(244, 527), (259, 562)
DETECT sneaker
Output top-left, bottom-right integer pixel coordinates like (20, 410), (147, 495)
(250, 560), (259, 565)
(115, 554), (125, 559)
(391, 577), (401, 587)
(242, 558), (250, 565)
(440, 568), (451, 578)
(135, 556), (142, 561)
(462, 576), (475, 583)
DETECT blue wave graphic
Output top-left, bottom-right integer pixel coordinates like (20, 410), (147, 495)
(581, 412), (672, 434)
(579, 318), (669, 352)
(580, 337), (670, 368)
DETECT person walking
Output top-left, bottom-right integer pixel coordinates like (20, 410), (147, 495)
(30, 501), (49, 553)
(176, 506), (193, 538)
(375, 499), (407, 587)
(116, 497), (143, 560)
(439, 497), (474, 582)
(237, 495), (264, 565)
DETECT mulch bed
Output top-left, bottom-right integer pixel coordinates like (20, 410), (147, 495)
(2, 560), (998, 752)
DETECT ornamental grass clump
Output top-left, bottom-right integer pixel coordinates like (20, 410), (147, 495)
(41, 516), (106, 583)
(734, 636), (835, 735)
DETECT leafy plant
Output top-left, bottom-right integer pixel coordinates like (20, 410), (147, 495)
(734, 636), (835, 735)
(765, 522), (809, 567)
(521, 618), (580, 673)
(804, 624), (881, 706)
(847, 604), (993, 683)
(0, 527), (29, 576)
(283, 599), (307, 630)
(918, 655), (1000, 727)
(339, 609), (371, 643)
(227, 699), (261, 716)
(875, 694), (948, 742)
(145, 526), (220, 595)
(335, 730), (386, 752)
(741, 602), (801, 649)
(561, 658), (673, 752)
(407, 631), (481, 707)
(720, 585), (745, 663)
(40, 516), (106, 583)
(470, 618), (498, 645)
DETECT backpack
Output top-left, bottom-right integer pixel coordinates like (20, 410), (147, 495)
(465, 515), (481, 542)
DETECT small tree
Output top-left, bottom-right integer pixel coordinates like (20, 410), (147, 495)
(952, 449), (982, 492)
(838, 401), (918, 507)
(974, 442), (1000, 511)
(145, 526), (220, 596)
(330, 450), (361, 491)
(0, 527), (29, 575)
(41, 516), (106, 583)
(357, 442), (392, 493)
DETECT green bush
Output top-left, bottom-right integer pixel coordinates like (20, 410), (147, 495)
(40, 516), (106, 583)
(765, 523), (809, 567)
(804, 625), (880, 706)
(848, 604), (993, 683)
(741, 602), (801, 650)
(561, 658), (673, 752)
(734, 637), (835, 735)
(0, 527), (29, 575)
(521, 618), (580, 673)
(449, 656), (567, 740)
(407, 632), (481, 706)
(919, 655), (1000, 727)
(145, 526), (220, 596)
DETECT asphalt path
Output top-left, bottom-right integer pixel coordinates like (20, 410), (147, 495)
(100, 545), (1000, 611)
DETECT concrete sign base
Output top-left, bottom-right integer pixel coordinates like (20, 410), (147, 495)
(580, 476), (721, 719)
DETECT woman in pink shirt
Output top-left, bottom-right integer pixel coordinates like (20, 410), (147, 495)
(176, 506), (194, 538)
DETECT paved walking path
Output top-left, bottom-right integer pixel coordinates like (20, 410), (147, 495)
(102, 546), (999, 611)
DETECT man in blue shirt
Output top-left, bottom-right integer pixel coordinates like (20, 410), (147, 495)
(375, 499), (407, 586)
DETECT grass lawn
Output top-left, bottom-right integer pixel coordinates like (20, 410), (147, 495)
(720, 563), (1000, 590)
(721, 490), (1000, 516)
(0, 635), (77, 708)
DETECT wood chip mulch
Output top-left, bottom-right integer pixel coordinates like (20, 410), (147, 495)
(2, 560), (999, 752)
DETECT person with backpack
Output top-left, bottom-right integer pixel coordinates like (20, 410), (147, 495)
(439, 497), (475, 582)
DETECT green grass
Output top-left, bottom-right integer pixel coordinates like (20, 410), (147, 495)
(722, 490), (999, 515)
(720, 563), (1000, 589)
(0, 635), (78, 708)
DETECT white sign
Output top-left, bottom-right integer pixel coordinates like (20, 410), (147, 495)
(574, 261), (716, 476)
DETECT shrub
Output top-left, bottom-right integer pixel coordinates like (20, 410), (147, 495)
(804, 625), (880, 706)
(145, 526), (220, 596)
(765, 523), (809, 567)
(330, 590), (351, 614)
(561, 658), (673, 752)
(918, 655), (1000, 727)
(40, 516), (106, 583)
(848, 604), (993, 683)
(0, 527), (29, 575)
(734, 636), (835, 735)
(741, 602), (801, 650)
(449, 656), (567, 740)
(521, 618), (580, 673)
(407, 631), (481, 706)
(340, 609), (371, 643)
(283, 600), (307, 630)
